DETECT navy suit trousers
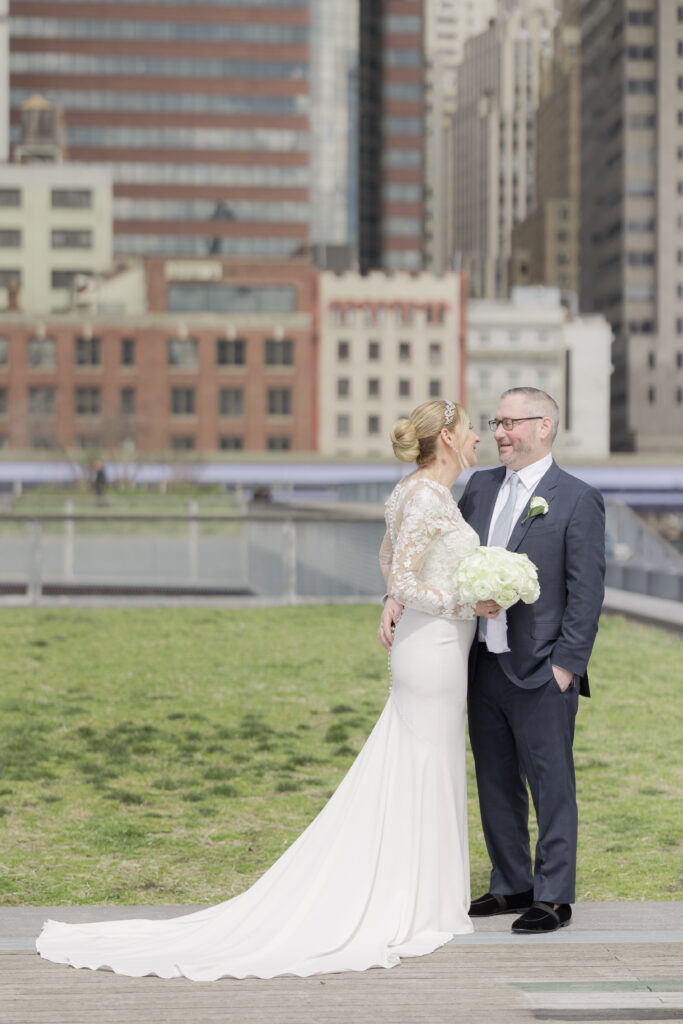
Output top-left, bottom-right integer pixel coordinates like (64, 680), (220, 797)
(468, 646), (579, 904)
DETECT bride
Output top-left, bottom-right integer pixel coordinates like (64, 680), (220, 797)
(36, 399), (500, 981)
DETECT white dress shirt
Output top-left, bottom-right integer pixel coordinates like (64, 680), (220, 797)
(481, 453), (553, 649)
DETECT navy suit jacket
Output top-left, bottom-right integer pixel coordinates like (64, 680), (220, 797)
(459, 460), (606, 697)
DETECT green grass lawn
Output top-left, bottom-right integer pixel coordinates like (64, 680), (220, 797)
(0, 607), (680, 905)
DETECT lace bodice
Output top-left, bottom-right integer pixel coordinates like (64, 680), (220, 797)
(379, 474), (479, 619)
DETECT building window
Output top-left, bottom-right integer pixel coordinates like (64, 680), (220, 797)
(216, 337), (246, 366)
(0, 269), (21, 289)
(677, 387), (683, 405)
(648, 386), (656, 404)
(429, 342), (442, 364)
(267, 436), (291, 451)
(219, 387), (243, 417)
(121, 337), (135, 365)
(0, 388), (6, 415)
(28, 336), (56, 368)
(337, 413), (350, 438)
(337, 378), (350, 398)
(75, 387), (101, 415)
(648, 352), (656, 369)
(51, 189), (92, 208)
(171, 387), (196, 415)
(677, 352), (683, 368)
(337, 340), (350, 361)
(368, 378), (380, 397)
(51, 229), (93, 249)
(219, 436), (244, 450)
(398, 379), (411, 398)
(264, 337), (294, 366)
(0, 337), (7, 365)
(267, 388), (291, 416)
(479, 370), (491, 391)
(51, 269), (89, 289)
(368, 340), (381, 360)
(168, 336), (198, 368)
(367, 415), (380, 435)
(0, 229), (21, 247)
(75, 335), (101, 366)
(170, 435), (195, 450)
(429, 379), (442, 398)
(398, 342), (411, 362)
(29, 387), (55, 415)
(120, 387), (135, 414)
(0, 189), (20, 207)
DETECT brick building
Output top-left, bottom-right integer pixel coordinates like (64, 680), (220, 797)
(0, 258), (318, 453)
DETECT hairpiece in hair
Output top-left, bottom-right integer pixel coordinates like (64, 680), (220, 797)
(444, 399), (456, 426)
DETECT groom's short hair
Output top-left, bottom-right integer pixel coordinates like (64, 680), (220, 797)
(501, 387), (560, 442)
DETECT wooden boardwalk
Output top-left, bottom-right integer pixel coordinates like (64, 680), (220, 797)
(1, 904), (682, 1024)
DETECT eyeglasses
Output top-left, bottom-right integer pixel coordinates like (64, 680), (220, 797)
(488, 416), (544, 432)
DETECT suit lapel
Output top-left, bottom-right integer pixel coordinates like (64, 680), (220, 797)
(507, 460), (560, 552)
(474, 467), (506, 544)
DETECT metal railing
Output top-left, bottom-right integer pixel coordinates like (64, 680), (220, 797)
(1, 500), (681, 605)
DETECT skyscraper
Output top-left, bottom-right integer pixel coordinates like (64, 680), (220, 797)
(423, 0), (496, 273)
(9, 0), (311, 260)
(309, 0), (359, 265)
(580, 0), (683, 452)
(509, 0), (580, 297)
(0, 0), (8, 161)
(451, 0), (556, 298)
(376, 0), (426, 272)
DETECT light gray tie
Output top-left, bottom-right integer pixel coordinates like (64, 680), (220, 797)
(489, 472), (520, 548)
(484, 473), (520, 642)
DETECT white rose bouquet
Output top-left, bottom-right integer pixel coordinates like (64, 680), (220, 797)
(454, 546), (540, 609)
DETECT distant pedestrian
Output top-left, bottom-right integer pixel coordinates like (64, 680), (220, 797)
(92, 460), (107, 506)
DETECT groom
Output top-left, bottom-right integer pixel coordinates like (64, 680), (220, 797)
(380, 387), (605, 933)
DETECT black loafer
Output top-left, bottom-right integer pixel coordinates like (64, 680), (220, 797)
(511, 901), (572, 933)
(469, 889), (534, 917)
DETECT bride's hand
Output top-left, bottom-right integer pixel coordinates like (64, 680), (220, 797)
(475, 600), (501, 618)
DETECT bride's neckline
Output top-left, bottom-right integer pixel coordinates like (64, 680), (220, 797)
(403, 473), (453, 495)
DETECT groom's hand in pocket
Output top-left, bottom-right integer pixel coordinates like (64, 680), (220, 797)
(552, 664), (574, 692)
(379, 597), (403, 650)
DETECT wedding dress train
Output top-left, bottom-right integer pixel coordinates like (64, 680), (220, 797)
(36, 476), (479, 980)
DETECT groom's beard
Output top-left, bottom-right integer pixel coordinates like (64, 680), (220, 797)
(497, 435), (537, 469)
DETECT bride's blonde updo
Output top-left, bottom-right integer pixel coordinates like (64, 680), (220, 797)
(390, 399), (470, 467)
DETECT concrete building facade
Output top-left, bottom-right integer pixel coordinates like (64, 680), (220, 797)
(510, 0), (580, 297)
(0, 160), (113, 315)
(580, 0), (683, 452)
(451, 0), (556, 298)
(466, 287), (612, 462)
(0, 258), (318, 454)
(423, 0), (496, 274)
(318, 270), (465, 456)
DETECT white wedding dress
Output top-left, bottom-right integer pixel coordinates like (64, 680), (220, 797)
(36, 475), (479, 981)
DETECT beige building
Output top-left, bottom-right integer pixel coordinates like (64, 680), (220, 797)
(467, 287), (612, 462)
(451, 0), (556, 298)
(423, 0), (496, 273)
(0, 160), (113, 316)
(510, 0), (580, 297)
(318, 270), (465, 457)
(581, 0), (683, 452)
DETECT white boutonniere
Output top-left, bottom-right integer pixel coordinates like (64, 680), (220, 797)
(521, 495), (549, 524)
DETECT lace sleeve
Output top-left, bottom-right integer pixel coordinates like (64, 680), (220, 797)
(378, 529), (393, 587)
(388, 484), (475, 619)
